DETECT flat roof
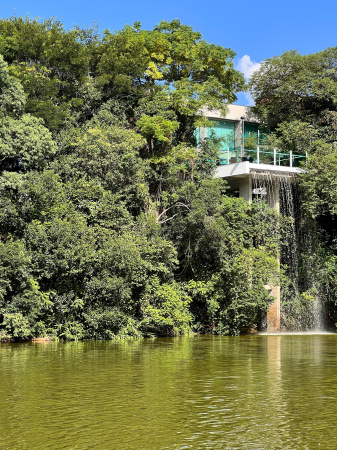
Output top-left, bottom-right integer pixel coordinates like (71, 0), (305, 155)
(201, 104), (260, 123)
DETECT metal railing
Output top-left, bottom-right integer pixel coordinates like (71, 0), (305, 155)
(218, 146), (306, 168)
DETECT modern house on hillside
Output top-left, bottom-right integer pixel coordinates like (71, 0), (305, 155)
(199, 104), (261, 159)
(198, 104), (305, 203)
(199, 104), (306, 167)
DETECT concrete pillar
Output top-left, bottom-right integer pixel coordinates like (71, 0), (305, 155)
(267, 285), (280, 332)
(239, 175), (252, 204)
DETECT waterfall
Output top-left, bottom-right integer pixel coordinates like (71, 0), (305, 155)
(252, 170), (325, 331)
(279, 173), (299, 287)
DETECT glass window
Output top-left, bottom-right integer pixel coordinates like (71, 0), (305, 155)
(206, 119), (235, 151)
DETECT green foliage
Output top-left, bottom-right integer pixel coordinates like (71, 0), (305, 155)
(0, 16), (94, 129)
(0, 54), (25, 116)
(219, 248), (278, 335)
(51, 121), (148, 214)
(83, 307), (142, 339)
(0, 239), (55, 340)
(0, 114), (56, 171)
(0, 239), (31, 305)
(1, 313), (31, 340)
(244, 133), (257, 150)
(137, 115), (179, 151)
(98, 19), (245, 110)
(250, 48), (337, 129)
(159, 180), (280, 333)
(142, 278), (192, 335)
(299, 143), (337, 217)
(280, 223), (337, 331)
(281, 287), (319, 331)
(0, 16), (282, 340)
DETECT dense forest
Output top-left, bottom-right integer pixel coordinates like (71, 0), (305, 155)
(0, 17), (336, 340)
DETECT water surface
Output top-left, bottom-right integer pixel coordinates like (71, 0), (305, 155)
(1, 334), (337, 449)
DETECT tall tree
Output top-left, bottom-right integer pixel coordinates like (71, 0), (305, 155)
(249, 48), (337, 129)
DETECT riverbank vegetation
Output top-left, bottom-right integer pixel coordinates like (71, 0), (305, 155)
(0, 17), (283, 340)
(1, 17), (336, 340)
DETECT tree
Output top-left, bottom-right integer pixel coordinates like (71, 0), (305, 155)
(0, 114), (56, 171)
(0, 17), (96, 130)
(0, 54), (56, 172)
(249, 48), (337, 129)
(0, 17), (284, 339)
(97, 20), (245, 141)
(0, 54), (25, 116)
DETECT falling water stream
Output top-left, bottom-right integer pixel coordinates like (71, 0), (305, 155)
(252, 171), (325, 331)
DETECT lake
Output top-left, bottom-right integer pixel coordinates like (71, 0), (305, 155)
(1, 334), (337, 449)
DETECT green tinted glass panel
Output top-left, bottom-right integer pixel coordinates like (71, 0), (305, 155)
(244, 123), (259, 138)
(244, 123), (269, 143)
(207, 120), (235, 151)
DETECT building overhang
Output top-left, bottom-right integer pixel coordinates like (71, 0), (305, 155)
(215, 161), (304, 179)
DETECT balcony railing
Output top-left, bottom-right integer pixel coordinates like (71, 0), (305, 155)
(218, 146), (306, 168)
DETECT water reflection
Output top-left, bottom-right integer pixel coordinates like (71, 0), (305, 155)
(1, 335), (337, 449)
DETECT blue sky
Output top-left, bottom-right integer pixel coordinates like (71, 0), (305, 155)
(2, 0), (337, 105)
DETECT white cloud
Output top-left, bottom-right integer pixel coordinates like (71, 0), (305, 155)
(237, 55), (261, 80)
(236, 55), (262, 106)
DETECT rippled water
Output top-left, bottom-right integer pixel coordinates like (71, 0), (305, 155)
(1, 334), (337, 449)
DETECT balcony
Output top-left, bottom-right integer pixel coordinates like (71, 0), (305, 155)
(215, 147), (306, 180)
(218, 146), (306, 168)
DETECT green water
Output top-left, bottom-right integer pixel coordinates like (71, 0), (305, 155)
(1, 334), (337, 449)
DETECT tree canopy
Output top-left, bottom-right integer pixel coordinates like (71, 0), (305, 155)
(0, 17), (283, 340)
